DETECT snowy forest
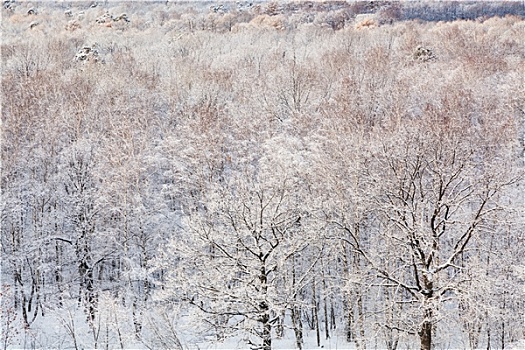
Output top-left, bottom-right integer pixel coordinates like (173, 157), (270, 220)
(1, 1), (525, 349)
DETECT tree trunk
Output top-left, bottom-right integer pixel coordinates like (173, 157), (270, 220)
(487, 325), (491, 350)
(501, 320), (505, 349)
(351, 247), (366, 350)
(356, 292), (366, 350)
(341, 244), (354, 343)
(384, 287), (398, 350)
(291, 254), (303, 350)
(322, 265), (330, 339)
(55, 241), (64, 308)
(262, 313), (272, 350)
(276, 309), (285, 338)
(344, 293), (355, 342)
(291, 306), (303, 350)
(132, 298), (142, 339)
(86, 266), (96, 323)
(259, 263), (271, 350)
(419, 308), (432, 350)
(324, 295), (329, 340)
(330, 298), (336, 331)
(312, 277), (321, 347)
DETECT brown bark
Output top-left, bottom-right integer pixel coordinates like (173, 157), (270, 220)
(419, 308), (432, 350)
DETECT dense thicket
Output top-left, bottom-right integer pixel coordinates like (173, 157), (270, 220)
(1, 2), (524, 349)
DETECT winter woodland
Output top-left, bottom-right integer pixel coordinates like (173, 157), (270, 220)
(1, 1), (525, 349)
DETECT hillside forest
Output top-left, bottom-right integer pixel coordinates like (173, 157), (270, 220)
(1, 1), (525, 349)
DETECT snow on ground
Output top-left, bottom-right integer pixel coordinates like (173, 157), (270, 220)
(508, 339), (525, 350)
(192, 331), (355, 350)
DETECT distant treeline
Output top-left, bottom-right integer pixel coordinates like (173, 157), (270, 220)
(203, 1), (525, 22)
(6, 0), (525, 22)
(399, 1), (525, 22)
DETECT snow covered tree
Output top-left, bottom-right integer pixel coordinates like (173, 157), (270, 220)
(2, 4), (524, 348)
(155, 124), (320, 350)
(349, 111), (521, 350)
